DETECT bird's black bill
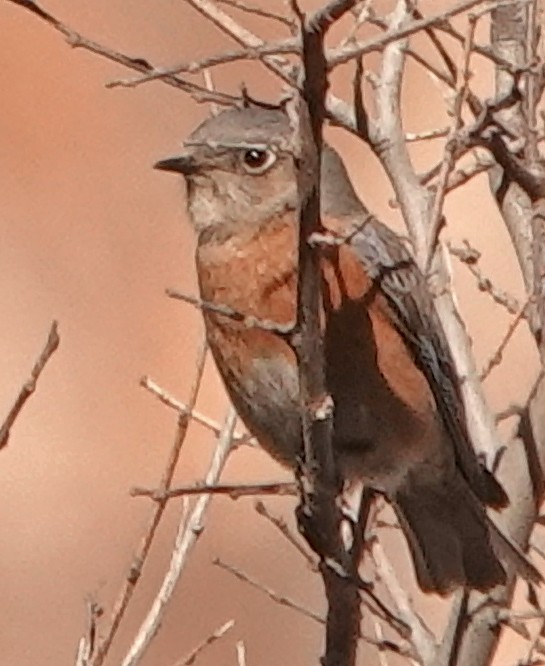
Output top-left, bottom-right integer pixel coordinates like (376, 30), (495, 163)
(154, 155), (197, 175)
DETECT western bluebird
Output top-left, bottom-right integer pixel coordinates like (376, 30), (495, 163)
(155, 105), (537, 594)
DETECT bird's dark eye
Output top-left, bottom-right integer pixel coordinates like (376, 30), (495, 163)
(241, 147), (276, 174)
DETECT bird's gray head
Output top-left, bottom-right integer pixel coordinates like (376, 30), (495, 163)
(155, 106), (364, 237)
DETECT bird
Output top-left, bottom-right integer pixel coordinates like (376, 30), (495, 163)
(155, 104), (538, 595)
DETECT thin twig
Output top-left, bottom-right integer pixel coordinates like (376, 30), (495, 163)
(327, 0), (513, 69)
(173, 619), (235, 666)
(424, 14), (478, 273)
(0, 320), (59, 450)
(5, 0), (240, 106)
(140, 375), (251, 444)
(448, 240), (522, 314)
(121, 408), (237, 666)
(445, 152), (496, 191)
(90, 338), (209, 666)
(107, 40), (299, 89)
(214, 557), (325, 625)
(167, 288), (293, 336)
(217, 0), (294, 26)
(254, 500), (317, 569)
(131, 481), (297, 500)
(479, 300), (529, 381)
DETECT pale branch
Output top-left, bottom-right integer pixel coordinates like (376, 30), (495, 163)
(424, 13), (478, 272)
(373, 0), (506, 472)
(120, 409), (237, 666)
(406, 127), (450, 143)
(166, 288), (294, 336)
(131, 481), (297, 500)
(236, 641), (247, 666)
(108, 1), (489, 98)
(11, 0), (534, 148)
(409, 5), (518, 120)
(140, 375), (251, 444)
(524, 0), (542, 164)
(88, 338), (209, 666)
(107, 40), (299, 89)
(0, 320), (59, 450)
(253, 500), (318, 569)
(327, 0), (513, 70)
(184, 0), (295, 89)
(366, 11), (482, 113)
(5, 0), (240, 106)
(445, 153), (496, 191)
(435, 12), (528, 72)
(448, 240), (522, 314)
(419, 76), (535, 188)
(448, 6), (545, 662)
(372, 620), (391, 666)
(336, 1), (374, 46)
(173, 619), (234, 666)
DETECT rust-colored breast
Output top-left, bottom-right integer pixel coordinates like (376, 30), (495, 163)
(195, 215), (302, 467)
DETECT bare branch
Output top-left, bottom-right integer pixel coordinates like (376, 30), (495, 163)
(89, 338), (209, 666)
(425, 14), (478, 272)
(327, 0), (512, 70)
(215, 557), (413, 659)
(236, 641), (247, 666)
(216, 0), (295, 27)
(254, 500), (317, 569)
(214, 557), (325, 625)
(406, 127), (450, 143)
(173, 619), (234, 666)
(445, 152), (496, 191)
(0, 320), (59, 450)
(107, 40), (299, 89)
(121, 409), (237, 666)
(479, 301), (529, 380)
(448, 240), (522, 314)
(139, 375), (251, 444)
(167, 288), (294, 336)
(131, 481), (297, 500)
(5, 0), (240, 106)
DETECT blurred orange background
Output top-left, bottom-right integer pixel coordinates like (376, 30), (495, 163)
(0, 1), (540, 664)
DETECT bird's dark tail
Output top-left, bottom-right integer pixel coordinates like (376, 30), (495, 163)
(393, 474), (507, 595)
